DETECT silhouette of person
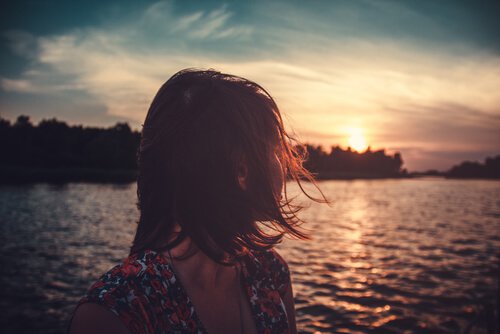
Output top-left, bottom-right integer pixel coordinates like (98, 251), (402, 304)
(69, 68), (327, 334)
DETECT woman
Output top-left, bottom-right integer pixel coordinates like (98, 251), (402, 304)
(69, 68), (327, 333)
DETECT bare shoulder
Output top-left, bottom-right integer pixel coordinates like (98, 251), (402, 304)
(69, 250), (167, 334)
(69, 302), (131, 334)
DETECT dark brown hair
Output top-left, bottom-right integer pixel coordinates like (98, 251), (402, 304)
(130, 68), (328, 265)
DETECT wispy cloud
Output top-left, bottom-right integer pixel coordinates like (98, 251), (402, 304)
(173, 11), (204, 32)
(3, 30), (38, 58)
(1, 1), (255, 121)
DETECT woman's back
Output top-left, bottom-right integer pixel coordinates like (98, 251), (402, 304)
(69, 247), (291, 334)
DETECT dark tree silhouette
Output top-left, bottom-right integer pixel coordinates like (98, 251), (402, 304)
(301, 144), (407, 179)
(0, 115), (141, 183)
(445, 155), (500, 179)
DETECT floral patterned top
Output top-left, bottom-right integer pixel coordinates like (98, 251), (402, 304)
(71, 247), (291, 334)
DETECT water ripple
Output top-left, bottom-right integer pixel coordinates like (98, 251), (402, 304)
(0, 179), (498, 333)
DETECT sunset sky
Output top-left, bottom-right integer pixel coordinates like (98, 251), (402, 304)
(1, 0), (499, 171)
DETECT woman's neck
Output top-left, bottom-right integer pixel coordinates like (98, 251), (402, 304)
(163, 231), (237, 290)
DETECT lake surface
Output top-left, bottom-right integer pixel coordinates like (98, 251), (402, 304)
(0, 178), (498, 333)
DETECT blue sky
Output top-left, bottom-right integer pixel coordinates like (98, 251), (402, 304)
(1, 0), (499, 171)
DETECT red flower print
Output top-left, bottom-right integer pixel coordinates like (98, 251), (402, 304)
(177, 303), (191, 320)
(186, 318), (197, 331)
(151, 279), (161, 291)
(261, 300), (279, 317)
(91, 280), (106, 289)
(126, 319), (144, 334)
(162, 269), (173, 280)
(268, 290), (281, 304)
(169, 312), (180, 325)
(122, 261), (142, 277)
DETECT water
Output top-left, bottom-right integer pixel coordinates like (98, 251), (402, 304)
(0, 178), (498, 333)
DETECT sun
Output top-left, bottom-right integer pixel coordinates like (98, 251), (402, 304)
(347, 128), (368, 152)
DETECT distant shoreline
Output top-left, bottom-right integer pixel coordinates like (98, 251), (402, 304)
(0, 166), (137, 184)
(1, 166), (498, 185)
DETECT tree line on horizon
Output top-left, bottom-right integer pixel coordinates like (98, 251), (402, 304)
(0, 115), (498, 182)
(0, 115), (140, 171)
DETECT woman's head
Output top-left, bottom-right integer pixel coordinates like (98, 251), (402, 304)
(131, 68), (327, 264)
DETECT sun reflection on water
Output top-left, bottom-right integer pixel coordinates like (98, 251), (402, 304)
(279, 179), (499, 333)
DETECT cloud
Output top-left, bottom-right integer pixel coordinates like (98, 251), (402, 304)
(173, 11), (204, 31)
(1, 78), (39, 93)
(135, 1), (252, 41)
(1, 1), (255, 121)
(3, 30), (38, 58)
(1, 0), (499, 169)
(187, 5), (231, 38)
